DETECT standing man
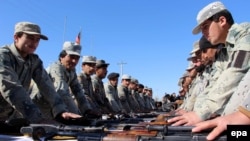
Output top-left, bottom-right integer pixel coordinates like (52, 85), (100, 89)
(117, 74), (132, 114)
(78, 56), (102, 115)
(104, 72), (123, 114)
(147, 88), (156, 110)
(128, 78), (141, 113)
(30, 41), (92, 119)
(0, 22), (81, 123)
(136, 83), (147, 112)
(92, 59), (112, 114)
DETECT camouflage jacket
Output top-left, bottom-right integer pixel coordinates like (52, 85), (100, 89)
(0, 44), (67, 122)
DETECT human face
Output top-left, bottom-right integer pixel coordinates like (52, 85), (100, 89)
(96, 67), (108, 79)
(82, 63), (96, 75)
(110, 78), (118, 87)
(129, 82), (137, 90)
(200, 17), (227, 45)
(61, 54), (80, 70)
(201, 48), (218, 66)
(122, 79), (130, 87)
(137, 87), (143, 93)
(14, 33), (40, 58)
(192, 52), (202, 67)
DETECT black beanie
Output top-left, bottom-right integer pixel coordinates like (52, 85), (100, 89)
(199, 36), (218, 50)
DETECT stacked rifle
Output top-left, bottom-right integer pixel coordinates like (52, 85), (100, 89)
(0, 112), (227, 141)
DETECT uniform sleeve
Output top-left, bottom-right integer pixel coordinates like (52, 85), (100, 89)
(33, 62), (68, 118)
(33, 62), (67, 117)
(70, 73), (92, 114)
(222, 67), (250, 115)
(0, 50), (42, 122)
(91, 79), (103, 105)
(194, 48), (250, 120)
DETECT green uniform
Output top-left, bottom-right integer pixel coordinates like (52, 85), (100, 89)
(223, 67), (250, 115)
(0, 44), (67, 122)
(91, 75), (112, 113)
(117, 85), (131, 113)
(78, 72), (100, 112)
(104, 81), (123, 113)
(194, 23), (250, 120)
(30, 61), (92, 118)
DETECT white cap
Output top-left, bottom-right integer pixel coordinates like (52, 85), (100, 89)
(192, 1), (226, 34)
(121, 74), (131, 79)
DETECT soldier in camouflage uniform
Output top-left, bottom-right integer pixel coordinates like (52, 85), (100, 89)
(0, 22), (81, 123)
(91, 59), (113, 114)
(181, 64), (197, 112)
(30, 41), (93, 119)
(142, 87), (151, 111)
(128, 78), (141, 112)
(193, 63), (250, 140)
(117, 74), (132, 114)
(104, 72), (123, 114)
(78, 56), (102, 115)
(147, 88), (156, 110)
(136, 83), (148, 112)
(183, 36), (221, 112)
(169, 1), (250, 126)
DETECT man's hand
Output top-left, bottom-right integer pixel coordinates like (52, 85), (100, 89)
(61, 112), (82, 119)
(192, 111), (250, 140)
(167, 111), (202, 126)
(175, 108), (187, 115)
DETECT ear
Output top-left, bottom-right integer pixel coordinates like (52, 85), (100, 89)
(219, 16), (227, 27)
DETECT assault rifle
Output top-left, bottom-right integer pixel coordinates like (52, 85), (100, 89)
(20, 124), (104, 140)
(138, 133), (227, 141)
(20, 123), (143, 141)
(138, 126), (227, 141)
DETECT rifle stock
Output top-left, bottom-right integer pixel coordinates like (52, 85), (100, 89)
(20, 124), (104, 140)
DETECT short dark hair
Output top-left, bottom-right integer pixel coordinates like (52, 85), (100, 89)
(209, 9), (234, 26)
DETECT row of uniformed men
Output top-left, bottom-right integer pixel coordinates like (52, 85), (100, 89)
(166, 1), (250, 140)
(0, 21), (155, 124)
(29, 40), (157, 119)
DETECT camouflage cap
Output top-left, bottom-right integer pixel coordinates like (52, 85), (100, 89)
(121, 74), (131, 80)
(189, 41), (200, 54)
(130, 78), (139, 84)
(187, 53), (196, 61)
(82, 56), (96, 64)
(15, 21), (48, 40)
(178, 77), (184, 86)
(192, 1), (226, 34)
(63, 41), (81, 56)
(96, 59), (109, 68)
